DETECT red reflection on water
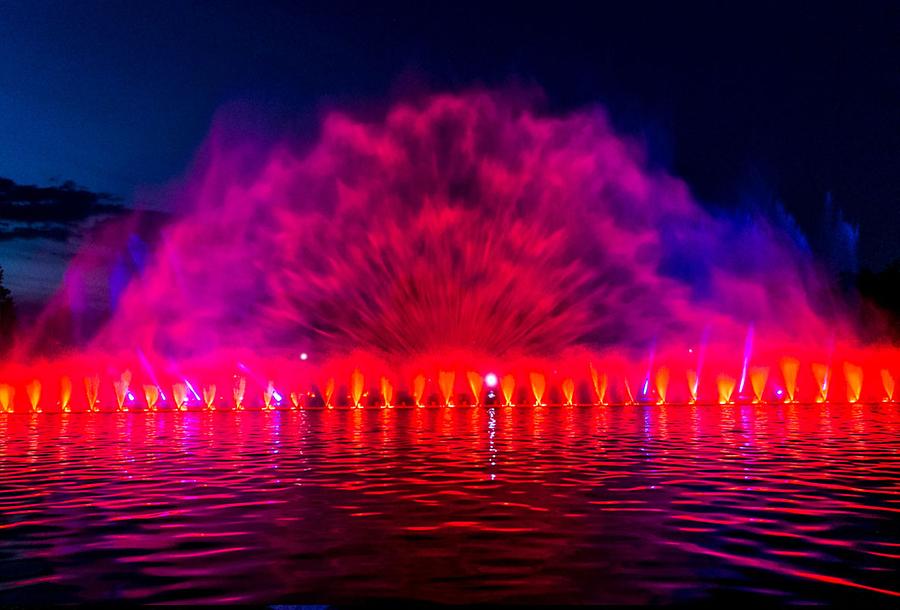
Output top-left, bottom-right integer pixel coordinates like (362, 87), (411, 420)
(1, 404), (898, 603)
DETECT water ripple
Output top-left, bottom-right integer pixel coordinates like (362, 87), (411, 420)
(0, 404), (898, 603)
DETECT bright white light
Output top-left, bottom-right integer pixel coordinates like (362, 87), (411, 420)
(300, 352), (309, 361)
(484, 372), (498, 388)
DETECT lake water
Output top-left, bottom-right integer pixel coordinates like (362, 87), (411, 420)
(1, 404), (898, 604)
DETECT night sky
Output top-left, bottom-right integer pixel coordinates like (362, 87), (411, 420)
(0, 1), (897, 307)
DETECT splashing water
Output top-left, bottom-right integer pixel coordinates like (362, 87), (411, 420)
(4, 89), (898, 407)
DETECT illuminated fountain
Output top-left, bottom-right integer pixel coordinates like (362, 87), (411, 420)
(172, 382), (188, 412)
(59, 376), (72, 413)
(263, 381), (277, 411)
(380, 376), (393, 408)
(500, 374), (516, 407)
(412, 374), (425, 408)
(113, 371), (131, 412)
(84, 375), (100, 413)
(590, 363), (608, 405)
(143, 384), (159, 412)
(882, 369), (895, 403)
(203, 385), (216, 411)
(529, 372), (546, 406)
(466, 371), (483, 406)
(0, 349), (895, 412)
(438, 370), (455, 407)
(716, 374), (736, 405)
(686, 369), (699, 405)
(844, 362), (863, 404)
(811, 363), (831, 403)
(561, 377), (575, 406)
(749, 366), (769, 404)
(780, 358), (800, 404)
(233, 377), (246, 411)
(655, 367), (669, 405)
(26, 379), (41, 413)
(2, 91), (898, 415)
(349, 369), (364, 408)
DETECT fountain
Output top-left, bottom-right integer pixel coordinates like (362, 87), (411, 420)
(113, 370), (131, 412)
(143, 385), (159, 412)
(780, 357), (800, 404)
(529, 372), (546, 406)
(749, 366), (769, 404)
(380, 376), (393, 408)
(811, 363), (831, 403)
(0, 91), (896, 416)
(26, 379), (41, 413)
(882, 369), (895, 403)
(655, 367), (669, 405)
(84, 375), (100, 413)
(466, 371), (483, 406)
(844, 362), (863, 404)
(59, 376), (72, 413)
(438, 370), (455, 407)
(717, 374), (736, 405)
(203, 384), (217, 411)
(500, 374), (516, 407)
(561, 377), (575, 406)
(233, 377), (246, 411)
(412, 374), (425, 408)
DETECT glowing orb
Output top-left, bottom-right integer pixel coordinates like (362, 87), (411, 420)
(485, 373), (499, 388)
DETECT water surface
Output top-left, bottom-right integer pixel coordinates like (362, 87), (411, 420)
(1, 405), (898, 604)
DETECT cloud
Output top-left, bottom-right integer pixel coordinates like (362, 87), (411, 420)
(0, 177), (124, 241)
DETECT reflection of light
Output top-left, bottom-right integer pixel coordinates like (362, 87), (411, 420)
(485, 373), (498, 387)
(300, 352), (308, 361)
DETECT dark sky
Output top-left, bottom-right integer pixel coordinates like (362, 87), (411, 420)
(0, 1), (897, 304)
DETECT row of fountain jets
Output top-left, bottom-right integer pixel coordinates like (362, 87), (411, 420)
(0, 359), (895, 413)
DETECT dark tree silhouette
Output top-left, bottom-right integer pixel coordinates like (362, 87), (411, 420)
(0, 267), (14, 353)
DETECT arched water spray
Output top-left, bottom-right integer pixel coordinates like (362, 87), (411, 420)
(717, 374), (736, 405)
(561, 377), (575, 406)
(501, 374), (516, 407)
(780, 357), (800, 404)
(750, 366), (769, 404)
(412, 374), (426, 408)
(529, 372), (546, 406)
(466, 371), (483, 406)
(143, 384), (159, 412)
(113, 370), (132, 412)
(233, 377), (246, 411)
(350, 369), (365, 408)
(881, 369), (895, 402)
(59, 376), (72, 413)
(84, 375), (100, 413)
(811, 363), (831, 403)
(380, 376), (393, 408)
(26, 379), (41, 413)
(655, 367), (669, 405)
(843, 362), (863, 404)
(589, 363), (607, 405)
(438, 371), (455, 407)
